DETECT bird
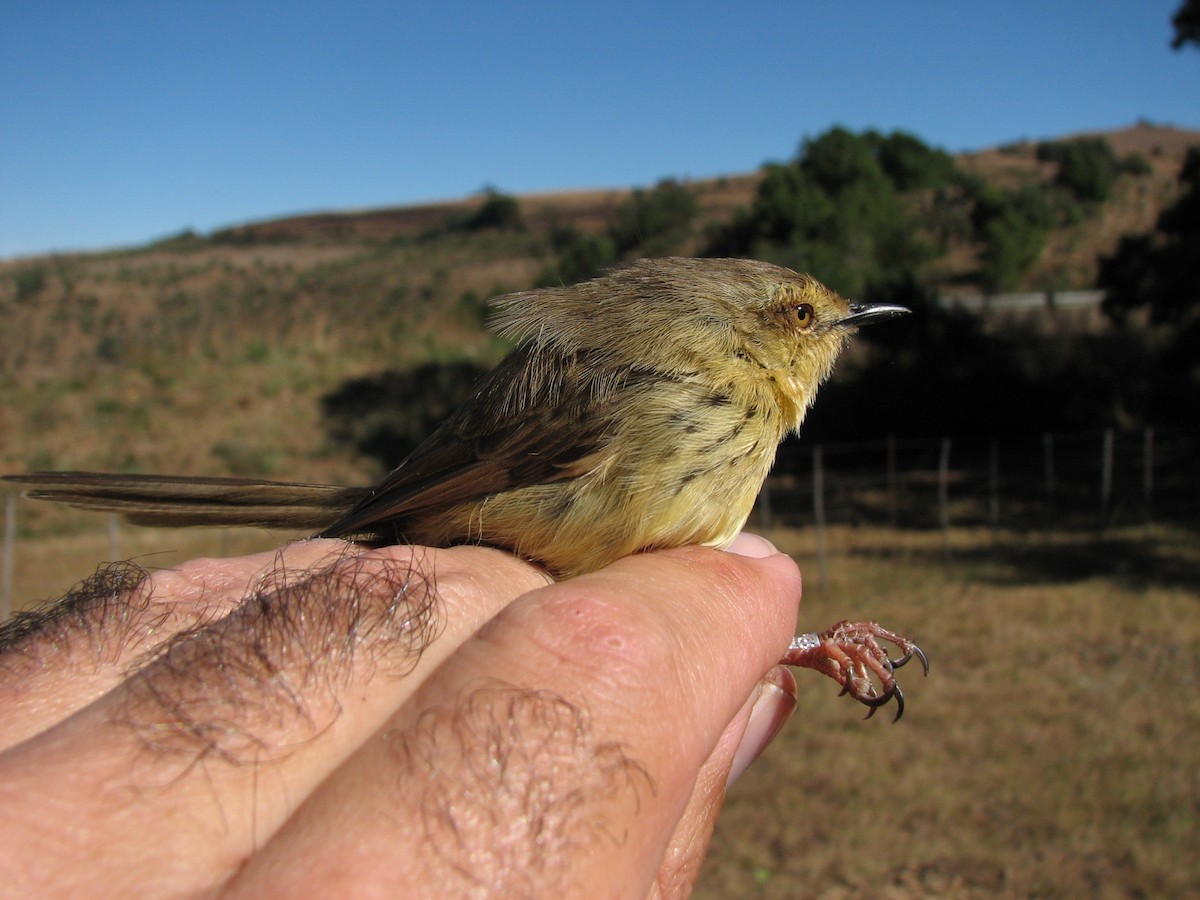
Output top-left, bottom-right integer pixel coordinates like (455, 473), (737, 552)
(5, 257), (926, 717)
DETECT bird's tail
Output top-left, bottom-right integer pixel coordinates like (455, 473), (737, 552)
(2, 472), (369, 531)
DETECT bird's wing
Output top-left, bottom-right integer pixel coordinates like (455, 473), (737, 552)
(318, 346), (620, 538)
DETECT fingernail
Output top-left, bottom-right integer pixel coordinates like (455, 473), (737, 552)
(725, 532), (779, 559)
(727, 666), (797, 786)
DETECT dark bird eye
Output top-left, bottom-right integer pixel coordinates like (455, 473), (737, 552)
(794, 303), (814, 327)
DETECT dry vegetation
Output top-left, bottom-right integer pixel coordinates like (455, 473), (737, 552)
(702, 523), (1200, 898)
(955, 124), (1197, 290)
(1, 124), (1194, 491)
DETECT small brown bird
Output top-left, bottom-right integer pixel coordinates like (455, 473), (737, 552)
(6, 258), (926, 716)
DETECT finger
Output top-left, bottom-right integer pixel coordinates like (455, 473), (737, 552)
(225, 544), (802, 898)
(724, 530), (781, 559)
(0, 540), (351, 749)
(0, 543), (548, 897)
(648, 666), (797, 899)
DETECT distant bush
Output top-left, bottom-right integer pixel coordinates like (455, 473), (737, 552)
(609, 179), (698, 255)
(455, 188), (522, 232)
(1119, 153), (1154, 176)
(95, 334), (125, 363)
(705, 126), (940, 299)
(1001, 184), (1059, 230)
(536, 226), (617, 287)
(958, 136), (1149, 293)
(970, 186), (1053, 292)
(150, 228), (206, 250)
(457, 288), (490, 326)
(1037, 137), (1120, 202)
(244, 339), (270, 363)
(978, 209), (1049, 292)
(873, 130), (959, 191)
(209, 227), (291, 246)
(1100, 145), (1200, 326)
(14, 266), (46, 301)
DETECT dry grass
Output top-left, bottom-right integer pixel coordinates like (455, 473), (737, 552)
(700, 524), (1200, 898)
(5, 513), (285, 612)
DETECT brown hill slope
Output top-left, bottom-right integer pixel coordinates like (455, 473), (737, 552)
(1, 124), (1196, 493)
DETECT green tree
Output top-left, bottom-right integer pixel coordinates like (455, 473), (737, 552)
(1037, 137), (1120, 203)
(1119, 153), (1154, 176)
(14, 266), (47, 301)
(705, 126), (939, 299)
(800, 127), (888, 195)
(536, 226), (616, 287)
(459, 188), (522, 231)
(1098, 146), (1200, 429)
(609, 179), (698, 256)
(873, 130), (958, 191)
(1099, 147), (1200, 325)
(976, 207), (1048, 292)
(1172, 0), (1200, 48)
(970, 186), (1054, 292)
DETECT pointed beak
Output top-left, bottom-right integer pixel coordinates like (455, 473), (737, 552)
(841, 302), (911, 327)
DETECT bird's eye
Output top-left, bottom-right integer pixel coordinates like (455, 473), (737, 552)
(794, 303), (815, 328)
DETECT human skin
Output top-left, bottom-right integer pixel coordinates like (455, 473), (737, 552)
(0, 532), (801, 898)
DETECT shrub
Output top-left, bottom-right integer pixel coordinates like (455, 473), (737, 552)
(874, 130), (959, 191)
(1119, 153), (1154, 176)
(1037, 137), (1120, 202)
(458, 188), (522, 231)
(14, 266), (46, 301)
(609, 179), (698, 255)
(536, 227), (616, 287)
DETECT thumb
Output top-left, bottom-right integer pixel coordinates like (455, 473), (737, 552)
(648, 666), (797, 899)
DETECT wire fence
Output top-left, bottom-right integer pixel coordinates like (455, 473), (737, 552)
(755, 426), (1199, 534)
(4, 426), (1198, 619)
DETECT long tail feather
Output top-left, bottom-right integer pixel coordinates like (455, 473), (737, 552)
(3, 472), (368, 531)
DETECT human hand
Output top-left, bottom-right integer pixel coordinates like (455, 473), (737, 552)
(0, 534), (801, 897)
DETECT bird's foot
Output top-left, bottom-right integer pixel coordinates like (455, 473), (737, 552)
(782, 620), (928, 722)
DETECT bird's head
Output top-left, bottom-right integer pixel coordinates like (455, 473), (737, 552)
(727, 264), (909, 427)
(490, 257), (908, 431)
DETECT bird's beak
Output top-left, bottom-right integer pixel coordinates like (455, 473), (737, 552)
(841, 302), (911, 327)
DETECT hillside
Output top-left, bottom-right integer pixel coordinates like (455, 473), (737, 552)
(956, 123), (1197, 289)
(1, 123), (1196, 511)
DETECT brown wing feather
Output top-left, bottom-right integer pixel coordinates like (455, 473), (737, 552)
(317, 346), (621, 539)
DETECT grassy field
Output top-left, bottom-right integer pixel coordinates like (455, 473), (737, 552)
(701, 523), (1200, 898)
(7, 515), (1197, 897)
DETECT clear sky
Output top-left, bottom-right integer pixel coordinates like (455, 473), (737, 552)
(2, 1), (1196, 259)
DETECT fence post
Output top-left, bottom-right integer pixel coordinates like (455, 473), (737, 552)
(988, 438), (1000, 536)
(813, 446), (829, 590)
(1142, 426), (1154, 527)
(886, 433), (898, 527)
(1043, 432), (1055, 518)
(938, 437), (951, 544)
(1100, 428), (1114, 531)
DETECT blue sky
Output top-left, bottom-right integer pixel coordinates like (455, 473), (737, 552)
(2, 1), (1196, 259)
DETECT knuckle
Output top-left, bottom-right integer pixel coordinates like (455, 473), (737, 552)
(526, 584), (677, 678)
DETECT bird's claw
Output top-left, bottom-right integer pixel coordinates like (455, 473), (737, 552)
(782, 620), (927, 722)
(890, 643), (930, 675)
